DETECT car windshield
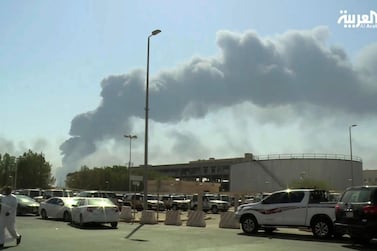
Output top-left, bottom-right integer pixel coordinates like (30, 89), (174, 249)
(341, 189), (372, 203)
(87, 198), (114, 206)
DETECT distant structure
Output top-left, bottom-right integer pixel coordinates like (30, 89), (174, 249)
(149, 153), (363, 193)
(363, 170), (377, 185)
(147, 180), (220, 194)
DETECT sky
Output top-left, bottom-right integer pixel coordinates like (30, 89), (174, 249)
(1, 0), (377, 185)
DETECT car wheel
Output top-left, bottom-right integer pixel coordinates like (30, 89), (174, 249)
(41, 209), (48, 220)
(211, 205), (219, 214)
(311, 216), (332, 238)
(110, 222), (118, 228)
(241, 215), (259, 234)
(63, 211), (71, 222)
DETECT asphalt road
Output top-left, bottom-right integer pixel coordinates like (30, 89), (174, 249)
(4, 214), (377, 251)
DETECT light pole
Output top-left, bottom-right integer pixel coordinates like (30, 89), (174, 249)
(124, 134), (137, 192)
(349, 124), (357, 186)
(144, 29), (161, 210)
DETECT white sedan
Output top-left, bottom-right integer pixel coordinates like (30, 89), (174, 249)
(71, 197), (120, 228)
(39, 197), (79, 221)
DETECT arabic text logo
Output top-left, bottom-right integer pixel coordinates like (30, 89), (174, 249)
(338, 10), (377, 29)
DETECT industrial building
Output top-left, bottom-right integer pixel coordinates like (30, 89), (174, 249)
(150, 153), (363, 193)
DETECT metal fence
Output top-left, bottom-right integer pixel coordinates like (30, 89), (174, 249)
(254, 153), (362, 162)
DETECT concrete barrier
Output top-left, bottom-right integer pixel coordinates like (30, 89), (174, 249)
(164, 210), (182, 226)
(219, 211), (240, 229)
(186, 210), (206, 227)
(140, 210), (158, 224)
(120, 206), (134, 222)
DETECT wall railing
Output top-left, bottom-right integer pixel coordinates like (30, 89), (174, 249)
(253, 153), (362, 162)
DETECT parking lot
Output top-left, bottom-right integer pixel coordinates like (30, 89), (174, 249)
(6, 213), (377, 251)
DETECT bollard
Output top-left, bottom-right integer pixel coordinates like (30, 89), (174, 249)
(186, 210), (206, 227)
(165, 210), (182, 226)
(120, 206), (133, 222)
(219, 211), (240, 229)
(140, 210), (158, 224)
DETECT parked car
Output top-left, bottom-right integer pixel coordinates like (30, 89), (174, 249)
(76, 190), (123, 208)
(123, 193), (144, 211)
(15, 195), (40, 216)
(15, 188), (44, 202)
(217, 194), (232, 205)
(123, 193), (165, 211)
(146, 194), (165, 211)
(169, 194), (191, 211)
(71, 197), (119, 228)
(190, 193), (229, 213)
(39, 197), (80, 221)
(328, 192), (341, 202)
(235, 189), (337, 238)
(43, 189), (74, 199)
(334, 186), (377, 243)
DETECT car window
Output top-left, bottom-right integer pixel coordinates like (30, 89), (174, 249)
(77, 199), (86, 206)
(262, 192), (285, 204)
(263, 191), (304, 204)
(341, 190), (372, 203)
(288, 191), (305, 203)
(29, 190), (41, 197)
(309, 191), (328, 203)
(53, 191), (64, 197)
(54, 198), (61, 205)
(47, 198), (57, 204)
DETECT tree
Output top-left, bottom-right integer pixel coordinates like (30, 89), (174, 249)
(16, 150), (55, 189)
(65, 165), (169, 191)
(0, 153), (16, 187)
(289, 178), (331, 190)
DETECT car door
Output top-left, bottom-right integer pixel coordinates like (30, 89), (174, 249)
(258, 192), (285, 225)
(49, 198), (63, 218)
(260, 191), (306, 225)
(71, 198), (85, 223)
(44, 198), (58, 218)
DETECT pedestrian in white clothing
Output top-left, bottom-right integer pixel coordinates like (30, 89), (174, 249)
(0, 186), (21, 249)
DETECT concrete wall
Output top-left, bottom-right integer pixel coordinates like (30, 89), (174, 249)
(148, 180), (220, 194)
(230, 158), (362, 193)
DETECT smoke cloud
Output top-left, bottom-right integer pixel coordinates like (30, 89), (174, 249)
(58, 27), (377, 182)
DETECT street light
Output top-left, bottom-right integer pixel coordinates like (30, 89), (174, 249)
(144, 29), (161, 210)
(124, 134), (137, 192)
(349, 124), (357, 186)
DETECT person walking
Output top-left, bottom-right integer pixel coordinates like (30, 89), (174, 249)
(0, 186), (21, 249)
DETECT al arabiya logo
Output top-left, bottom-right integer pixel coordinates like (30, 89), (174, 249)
(338, 10), (377, 29)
